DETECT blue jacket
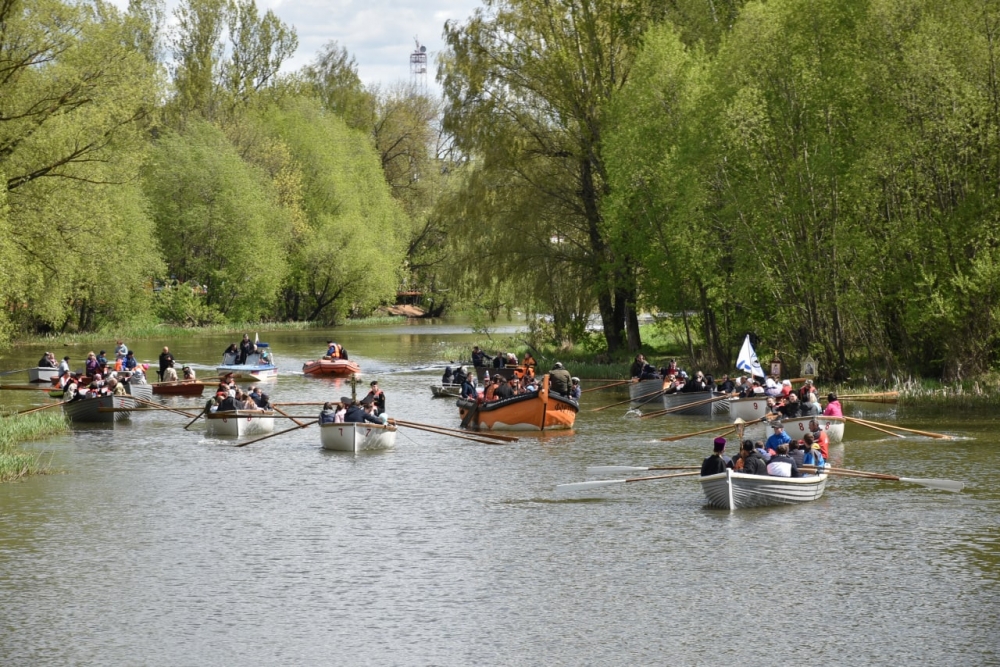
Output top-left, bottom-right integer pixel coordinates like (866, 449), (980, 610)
(765, 430), (791, 452)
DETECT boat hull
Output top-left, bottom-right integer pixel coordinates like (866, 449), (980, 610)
(456, 377), (578, 431)
(700, 469), (829, 510)
(320, 422), (397, 452)
(729, 396), (770, 422)
(629, 378), (665, 406)
(205, 411), (275, 436)
(431, 384), (461, 398)
(661, 391), (728, 416)
(216, 365), (278, 381)
(781, 416), (845, 444)
(302, 359), (361, 377)
(152, 381), (206, 396)
(28, 368), (59, 383)
(123, 383), (153, 402)
(63, 395), (134, 424)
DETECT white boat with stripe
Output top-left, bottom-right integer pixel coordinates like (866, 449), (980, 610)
(320, 422), (397, 452)
(205, 410), (275, 437)
(700, 468), (828, 510)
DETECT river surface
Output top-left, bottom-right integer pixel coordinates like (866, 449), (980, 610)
(0, 322), (997, 665)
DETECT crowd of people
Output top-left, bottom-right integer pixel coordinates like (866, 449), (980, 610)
(317, 381), (388, 425)
(451, 347), (581, 405)
(204, 374), (272, 413)
(701, 419), (829, 478)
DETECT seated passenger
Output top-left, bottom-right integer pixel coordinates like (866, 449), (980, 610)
(823, 393), (843, 417)
(700, 438), (731, 476)
(319, 402), (338, 424)
(779, 393), (801, 419)
(766, 443), (801, 477)
(495, 377), (515, 400)
(162, 361), (179, 383)
(343, 400), (382, 424)
(739, 440), (769, 475)
(639, 363), (659, 380)
(570, 377), (581, 400)
(803, 441), (826, 469)
(442, 366), (455, 385)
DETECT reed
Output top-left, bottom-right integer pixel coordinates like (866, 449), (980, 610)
(0, 412), (68, 481)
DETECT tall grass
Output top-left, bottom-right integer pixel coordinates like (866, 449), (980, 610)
(0, 411), (67, 481)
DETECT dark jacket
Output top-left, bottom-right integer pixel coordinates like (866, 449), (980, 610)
(701, 454), (728, 476)
(460, 379), (477, 400)
(495, 383), (514, 400)
(549, 369), (572, 395)
(218, 396), (238, 412)
(319, 408), (337, 424)
(471, 350), (488, 367)
(344, 405), (381, 424)
(38, 355), (55, 368)
(742, 451), (769, 475)
(159, 352), (174, 375)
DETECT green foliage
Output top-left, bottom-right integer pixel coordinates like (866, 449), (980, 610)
(0, 412), (67, 482)
(153, 281), (226, 326)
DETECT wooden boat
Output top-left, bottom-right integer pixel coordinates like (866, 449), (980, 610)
(123, 383), (153, 402)
(152, 380), (206, 396)
(700, 469), (829, 510)
(660, 391), (729, 416)
(430, 383), (462, 398)
(456, 375), (578, 431)
(63, 395), (135, 424)
(302, 357), (361, 377)
(28, 367), (59, 383)
(319, 422), (397, 452)
(217, 342), (278, 381)
(204, 410), (275, 437)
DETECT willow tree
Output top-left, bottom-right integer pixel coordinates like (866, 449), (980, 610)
(439, 0), (665, 353)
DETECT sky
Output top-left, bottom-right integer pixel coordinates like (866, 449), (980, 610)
(167, 0), (484, 92)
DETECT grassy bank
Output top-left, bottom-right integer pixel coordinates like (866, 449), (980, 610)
(0, 411), (67, 482)
(11, 316), (406, 348)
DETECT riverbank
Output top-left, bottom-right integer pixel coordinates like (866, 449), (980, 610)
(0, 411), (67, 482)
(10, 316), (407, 349)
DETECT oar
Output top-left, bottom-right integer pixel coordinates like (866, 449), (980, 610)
(586, 465), (699, 475)
(183, 407), (207, 430)
(842, 416), (904, 438)
(659, 423), (738, 442)
(556, 471), (700, 494)
(581, 380), (630, 394)
(846, 416), (952, 440)
(640, 394), (729, 419)
(839, 392), (899, 403)
(130, 395), (198, 418)
(273, 405), (305, 427)
(590, 386), (665, 412)
(803, 465), (964, 492)
(236, 419), (317, 448)
(0, 384), (61, 391)
(393, 420), (510, 445)
(0, 367), (35, 377)
(11, 400), (69, 416)
(393, 419), (519, 442)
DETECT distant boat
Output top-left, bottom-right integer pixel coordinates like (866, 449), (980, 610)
(456, 375), (578, 431)
(63, 395), (134, 424)
(302, 358), (361, 377)
(28, 367), (59, 383)
(152, 380), (206, 396)
(700, 469), (829, 510)
(430, 384), (461, 398)
(205, 410), (275, 437)
(217, 342), (278, 381)
(123, 382), (153, 402)
(319, 422), (397, 452)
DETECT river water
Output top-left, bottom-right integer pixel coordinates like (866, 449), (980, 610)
(0, 322), (997, 665)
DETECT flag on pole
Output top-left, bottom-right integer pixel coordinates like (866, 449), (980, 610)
(736, 335), (765, 378)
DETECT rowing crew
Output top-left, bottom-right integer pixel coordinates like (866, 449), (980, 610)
(702, 420), (829, 478)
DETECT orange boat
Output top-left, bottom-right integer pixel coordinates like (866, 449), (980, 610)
(152, 380), (206, 396)
(302, 358), (361, 377)
(456, 375), (578, 431)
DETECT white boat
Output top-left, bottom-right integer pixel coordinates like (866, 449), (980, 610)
(781, 415), (845, 443)
(123, 382), (153, 402)
(28, 367), (60, 383)
(700, 469), (829, 510)
(320, 422), (397, 452)
(63, 395), (135, 424)
(728, 395), (769, 422)
(430, 384), (462, 398)
(660, 391), (728, 416)
(629, 378), (665, 406)
(204, 410), (275, 437)
(217, 342), (278, 381)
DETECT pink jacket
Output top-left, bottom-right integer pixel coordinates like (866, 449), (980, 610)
(823, 400), (843, 417)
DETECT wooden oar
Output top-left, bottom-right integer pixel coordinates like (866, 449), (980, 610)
(393, 419), (519, 442)
(556, 471), (700, 494)
(842, 416), (904, 438)
(273, 405), (305, 427)
(586, 465), (699, 475)
(847, 416), (952, 440)
(802, 465), (964, 492)
(581, 380), (630, 394)
(130, 395), (198, 418)
(393, 420), (510, 445)
(590, 386), (664, 412)
(272, 401), (330, 407)
(183, 407), (207, 430)
(660, 423), (738, 442)
(838, 391), (899, 403)
(236, 419), (317, 447)
(640, 394), (729, 419)
(0, 367), (35, 377)
(12, 401), (69, 416)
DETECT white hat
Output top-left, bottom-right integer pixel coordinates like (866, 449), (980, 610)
(765, 378), (777, 388)
(782, 379), (791, 386)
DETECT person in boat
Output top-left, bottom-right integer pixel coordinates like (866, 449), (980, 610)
(459, 373), (477, 400)
(789, 436), (807, 467)
(334, 400), (348, 423)
(778, 393), (801, 419)
(700, 437), (731, 476)
(471, 346), (489, 368)
(129, 363), (147, 385)
(182, 366), (196, 381)
(638, 362), (660, 381)
(663, 372), (684, 395)
(799, 392), (821, 417)
(522, 375), (538, 393)
(483, 377), (499, 402)
(739, 440), (769, 475)
(343, 399), (382, 424)
(363, 380), (386, 415)
(96, 351), (108, 375)
(84, 352), (99, 378)
(763, 377), (781, 397)
(680, 370), (708, 393)
(441, 366), (455, 385)
(37, 352), (56, 368)
(780, 379), (793, 397)
(319, 402), (338, 424)
(239, 391), (259, 411)
(549, 362), (572, 396)
(629, 354), (646, 379)
(248, 385), (262, 406)
(325, 341), (347, 359)
(802, 439), (825, 470)
(218, 391), (239, 412)
(114, 340), (128, 362)
(238, 334), (255, 365)
(107, 377), (127, 396)
(494, 376), (515, 401)
(453, 365), (470, 386)
(570, 377), (581, 400)
(122, 351), (137, 371)
(158, 347), (174, 381)
(809, 419), (830, 458)
(57, 356), (72, 375)
(766, 443), (801, 477)
(765, 422), (791, 455)
(718, 374), (735, 394)
(823, 393), (843, 417)
(521, 351), (537, 375)
(257, 392), (272, 410)
(492, 352), (504, 370)
(162, 360), (179, 383)
(223, 343), (239, 363)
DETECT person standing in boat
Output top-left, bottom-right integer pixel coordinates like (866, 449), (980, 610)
(363, 380), (386, 415)
(471, 346), (489, 368)
(701, 438), (731, 476)
(238, 334), (255, 365)
(115, 340), (128, 363)
(549, 362), (572, 396)
(459, 374), (477, 401)
(158, 347), (175, 381)
(84, 352), (100, 378)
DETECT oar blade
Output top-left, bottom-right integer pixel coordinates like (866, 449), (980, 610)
(900, 477), (965, 493)
(586, 466), (649, 475)
(555, 479), (625, 494)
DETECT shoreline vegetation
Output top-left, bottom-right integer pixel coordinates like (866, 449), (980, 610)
(0, 412), (67, 482)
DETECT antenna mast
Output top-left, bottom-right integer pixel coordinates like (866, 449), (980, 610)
(410, 36), (428, 91)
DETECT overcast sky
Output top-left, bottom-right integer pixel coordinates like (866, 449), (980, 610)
(206, 0), (483, 91)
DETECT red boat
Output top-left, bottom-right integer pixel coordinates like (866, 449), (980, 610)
(152, 380), (207, 396)
(302, 358), (361, 377)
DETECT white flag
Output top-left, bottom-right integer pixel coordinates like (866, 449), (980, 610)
(736, 335), (765, 378)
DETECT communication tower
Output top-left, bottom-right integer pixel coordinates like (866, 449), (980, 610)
(410, 37), (428, 90)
